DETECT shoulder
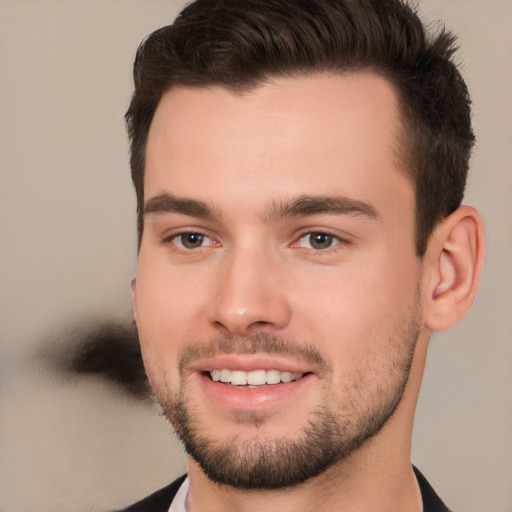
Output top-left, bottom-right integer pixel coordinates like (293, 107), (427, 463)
(113, 475), (187, 512)
(414, 467), (452, 512)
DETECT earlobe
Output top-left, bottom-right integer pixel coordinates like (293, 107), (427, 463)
(424, 206), (485, 332)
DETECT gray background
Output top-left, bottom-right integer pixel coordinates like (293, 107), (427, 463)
(1, 1), (511, 511)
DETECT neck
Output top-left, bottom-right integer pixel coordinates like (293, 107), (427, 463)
(186, 415), (422, 512)
(187, 454), (421, 512)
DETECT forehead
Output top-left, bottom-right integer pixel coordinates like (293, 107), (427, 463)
(145, 73), (413, 223)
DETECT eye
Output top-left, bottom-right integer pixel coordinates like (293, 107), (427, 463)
(296, 232), (341, 250)
(171, 232), (214, 250)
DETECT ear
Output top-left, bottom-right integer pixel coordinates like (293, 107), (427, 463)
(130, 277), (138, 323)
(423, 206), (485, 332)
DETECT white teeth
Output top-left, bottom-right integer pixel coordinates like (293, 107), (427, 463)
(280, 371), (292, 383)
(219, 369), (231, 383)
(208, 369), (304, 386)
(247, 370), (266, 385)
(265, 369), (281, 384)
(230, 371), (247, 386)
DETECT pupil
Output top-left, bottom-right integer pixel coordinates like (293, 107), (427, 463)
(182, 233), (203, 248)
(310, 233), (332, 250)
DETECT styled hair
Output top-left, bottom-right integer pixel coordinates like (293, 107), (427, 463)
(126, 0), (474, 255)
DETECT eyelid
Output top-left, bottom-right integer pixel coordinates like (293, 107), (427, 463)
(162, 228), (220, 249)
(291, 229), (353, 251)
(294, 227), (352, 241)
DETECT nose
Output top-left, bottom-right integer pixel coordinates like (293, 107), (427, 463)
(209, 246), (292, 335)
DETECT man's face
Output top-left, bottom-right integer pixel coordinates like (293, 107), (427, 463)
(133, 73), (425, 488)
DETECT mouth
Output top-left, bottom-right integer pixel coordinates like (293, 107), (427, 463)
(196, 361), (317, 411)
(208, 369), (306, 387)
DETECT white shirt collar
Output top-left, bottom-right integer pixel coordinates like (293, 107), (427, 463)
(168, 476), (189, 512)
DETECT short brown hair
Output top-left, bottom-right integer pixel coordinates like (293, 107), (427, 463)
(126, 0), (474, 255)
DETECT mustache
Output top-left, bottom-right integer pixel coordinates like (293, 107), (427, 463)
(178, 332), (331, 373)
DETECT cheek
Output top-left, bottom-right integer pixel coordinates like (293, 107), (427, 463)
(133, 257), (204, 378)
(296, 253), (420, 369)
(135, 251), (206, 329)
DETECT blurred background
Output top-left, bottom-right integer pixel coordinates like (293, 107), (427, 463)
(0, 1), (511, 510)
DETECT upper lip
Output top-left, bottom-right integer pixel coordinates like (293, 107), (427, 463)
(188, 355), (316, 374)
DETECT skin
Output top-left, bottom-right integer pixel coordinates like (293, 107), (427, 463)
(132, 73), (485, 511)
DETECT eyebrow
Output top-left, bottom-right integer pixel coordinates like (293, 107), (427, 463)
(144, 193), (219, 219)
(143, 192), (379, 223)
(263, 195), (380, 223)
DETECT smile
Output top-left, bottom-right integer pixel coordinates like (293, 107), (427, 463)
(209, 369), (304, 386)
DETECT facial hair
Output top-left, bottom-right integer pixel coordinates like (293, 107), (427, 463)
(150, 316), (420, 490)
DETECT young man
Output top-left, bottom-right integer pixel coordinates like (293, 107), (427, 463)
(121, 0), (485, 510)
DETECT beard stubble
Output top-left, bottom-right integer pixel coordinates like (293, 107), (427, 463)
(150, 314), (420, 490)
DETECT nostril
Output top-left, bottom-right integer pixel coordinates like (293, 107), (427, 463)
(249, 320), (272, 328)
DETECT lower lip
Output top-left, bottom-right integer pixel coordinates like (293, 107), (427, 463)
(198, 372), (316, 411)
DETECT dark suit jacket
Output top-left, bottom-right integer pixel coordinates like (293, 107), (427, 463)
(116, 467), (451, 511)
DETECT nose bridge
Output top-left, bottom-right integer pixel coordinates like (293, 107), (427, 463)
(211, 242), (291, 334)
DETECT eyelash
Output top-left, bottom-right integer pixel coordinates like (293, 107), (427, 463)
(293, 231), (350, 252)
(162, 230), (351, 253)
(163, 231), (217, 250)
